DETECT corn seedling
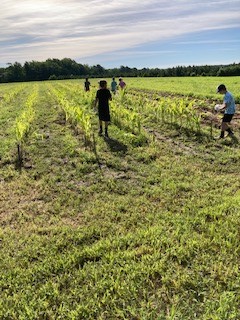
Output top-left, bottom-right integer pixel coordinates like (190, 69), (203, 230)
(15, 90), (37, 166)
(49, 85), (94, 147)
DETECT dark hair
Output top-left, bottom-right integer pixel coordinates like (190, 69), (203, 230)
(217, 84), (226, 92)
(99, 80), (107, 88)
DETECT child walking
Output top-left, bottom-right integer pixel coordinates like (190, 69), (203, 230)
(84, 78), (91, 91)
(216, 84), (236, 138)
(119, 78), (126, 90)
(94, 80), (112, 138)
(111, 77), (118, 94)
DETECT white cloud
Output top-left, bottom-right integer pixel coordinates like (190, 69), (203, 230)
(0, 0), (240, 65)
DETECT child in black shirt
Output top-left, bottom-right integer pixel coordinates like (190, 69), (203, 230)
(94, 80), (112, 137)
(84, 78), (91, 91)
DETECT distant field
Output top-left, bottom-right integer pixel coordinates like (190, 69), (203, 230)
(86, 76), (240, 102)
(0, 79), (239, 319)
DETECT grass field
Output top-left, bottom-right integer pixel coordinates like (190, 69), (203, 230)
(0, 78), (240, 319)
(92, 76), (240, 103)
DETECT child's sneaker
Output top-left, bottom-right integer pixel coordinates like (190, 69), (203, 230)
(214, 135), (224, 140)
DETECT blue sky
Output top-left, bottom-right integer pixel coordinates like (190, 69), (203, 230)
(0, 0), (240, 69)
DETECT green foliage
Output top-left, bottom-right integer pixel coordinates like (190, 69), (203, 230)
(126, 76), (240, 103)
(0, 79), (239, 319)
(1, 59), (240, 83)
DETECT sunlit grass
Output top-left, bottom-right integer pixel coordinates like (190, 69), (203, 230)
(0, 79), (239, 319)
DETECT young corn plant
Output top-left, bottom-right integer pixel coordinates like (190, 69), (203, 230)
(131, 93), (204, 136)
(155, 99), (166, 123)
(75, 107), (93, 146)
(1, 84), (26, 105)
(15, 90), (37, 166)
(118, 88), (126, 103)
(49, 85), (94, 147)
(111, 100), (142, 134)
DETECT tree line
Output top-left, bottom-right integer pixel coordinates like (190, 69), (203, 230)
(0, 58), (239, 83)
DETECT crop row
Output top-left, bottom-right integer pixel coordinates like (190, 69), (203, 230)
(49, 84), (93, 145)
(50, 83), (215, 146)
(0, 82), (221, 168)
(15, 87), (38, 165)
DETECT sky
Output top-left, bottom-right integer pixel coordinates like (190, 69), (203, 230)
(1, 0), (240, 69)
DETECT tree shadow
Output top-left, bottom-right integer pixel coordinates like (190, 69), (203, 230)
(104, 137), (128, 154)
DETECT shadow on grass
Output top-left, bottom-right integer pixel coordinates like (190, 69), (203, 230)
(167, 122), (213, 142)
(14, 158), (22, 172)
(104, 137), (128, 154)
(221, 134), (239, 146)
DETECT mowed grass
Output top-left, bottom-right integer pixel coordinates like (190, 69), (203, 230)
(0, 79), (240, 319)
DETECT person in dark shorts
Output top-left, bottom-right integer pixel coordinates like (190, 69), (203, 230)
(216, 84), (236, 138)
(84, 78), (91, 91)
(94, 80), (112, 137)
